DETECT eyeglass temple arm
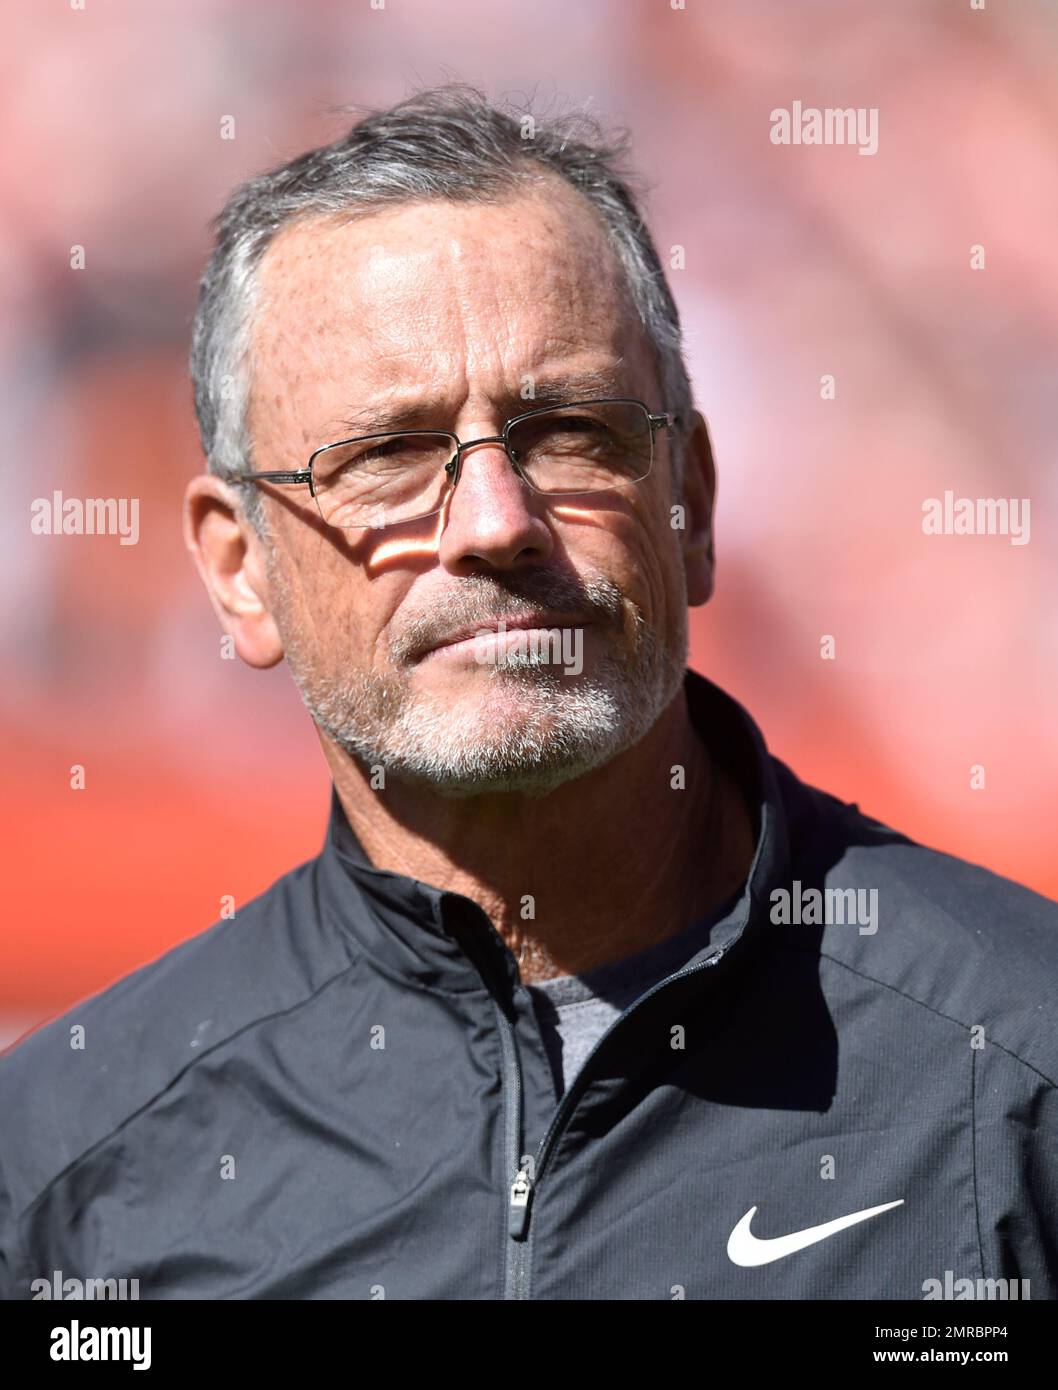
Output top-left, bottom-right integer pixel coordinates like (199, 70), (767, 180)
(227, 469), (312, 483)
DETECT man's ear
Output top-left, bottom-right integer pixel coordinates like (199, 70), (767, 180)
(182, 474), (284, 669)
(676, 409), (716, 607)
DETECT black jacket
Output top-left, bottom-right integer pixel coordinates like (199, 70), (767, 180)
(2, 671), (1057, 1300)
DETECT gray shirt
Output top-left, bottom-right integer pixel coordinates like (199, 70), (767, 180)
(525, 892), (739, 1098)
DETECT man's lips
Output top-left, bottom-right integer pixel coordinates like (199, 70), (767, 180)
(416, 611), (593, 661)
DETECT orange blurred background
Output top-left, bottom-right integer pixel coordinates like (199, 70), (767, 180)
(3, 0), (1056, 1047)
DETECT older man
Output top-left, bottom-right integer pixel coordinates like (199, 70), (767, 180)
(2, 87), (1056, 1303)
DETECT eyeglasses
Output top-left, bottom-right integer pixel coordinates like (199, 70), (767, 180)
(227, 397), (679, 530)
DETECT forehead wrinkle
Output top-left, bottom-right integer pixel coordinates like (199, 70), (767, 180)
(250, 188), (644, 456)
(324, 359), (638, 441)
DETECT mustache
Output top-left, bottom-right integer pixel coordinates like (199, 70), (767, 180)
(389, 571), (628, 664)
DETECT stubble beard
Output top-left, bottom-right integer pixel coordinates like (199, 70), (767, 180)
(272, 564), (689, 798)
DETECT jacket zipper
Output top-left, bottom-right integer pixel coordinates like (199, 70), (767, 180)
(493, 998), (533, 1299)
(495, 943), (731, 1300)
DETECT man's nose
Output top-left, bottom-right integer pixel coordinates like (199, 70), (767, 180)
(437, 437), (553, 573)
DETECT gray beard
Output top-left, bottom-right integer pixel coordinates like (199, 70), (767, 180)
(275, 569), (688, 798)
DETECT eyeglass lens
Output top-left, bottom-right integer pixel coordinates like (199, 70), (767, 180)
(312, 400), (653, 529)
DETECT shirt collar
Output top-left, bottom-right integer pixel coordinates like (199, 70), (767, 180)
(317, 668), (792, 995)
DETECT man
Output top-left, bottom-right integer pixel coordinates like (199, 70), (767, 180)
(2, 86), (1056, 1302)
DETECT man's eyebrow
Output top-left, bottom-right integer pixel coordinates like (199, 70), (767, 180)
(515, 367), (631, 408)
(327, 367), (633, 438)
(329, 400), (444, 436)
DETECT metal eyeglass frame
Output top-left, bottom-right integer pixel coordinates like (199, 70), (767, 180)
(225, 396), (680, 530)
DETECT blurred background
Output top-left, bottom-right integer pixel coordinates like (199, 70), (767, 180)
(2, 0), (1056, 1048)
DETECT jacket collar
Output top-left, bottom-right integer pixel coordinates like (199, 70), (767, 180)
(317, 668), (792, 996)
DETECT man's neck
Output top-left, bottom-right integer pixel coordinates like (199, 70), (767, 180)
(322, 683), (757, 984)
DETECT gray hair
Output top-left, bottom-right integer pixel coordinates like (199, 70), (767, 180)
(189, 84), (695, 532)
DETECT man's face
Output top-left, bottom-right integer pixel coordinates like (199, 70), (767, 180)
(245, 180), (703, 795)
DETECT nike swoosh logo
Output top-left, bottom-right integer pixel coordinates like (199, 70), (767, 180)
(727, 1199), (905, 1267)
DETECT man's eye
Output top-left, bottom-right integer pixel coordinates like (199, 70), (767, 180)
(520, 416), (610, 447)
(358, 439), (406, 462)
